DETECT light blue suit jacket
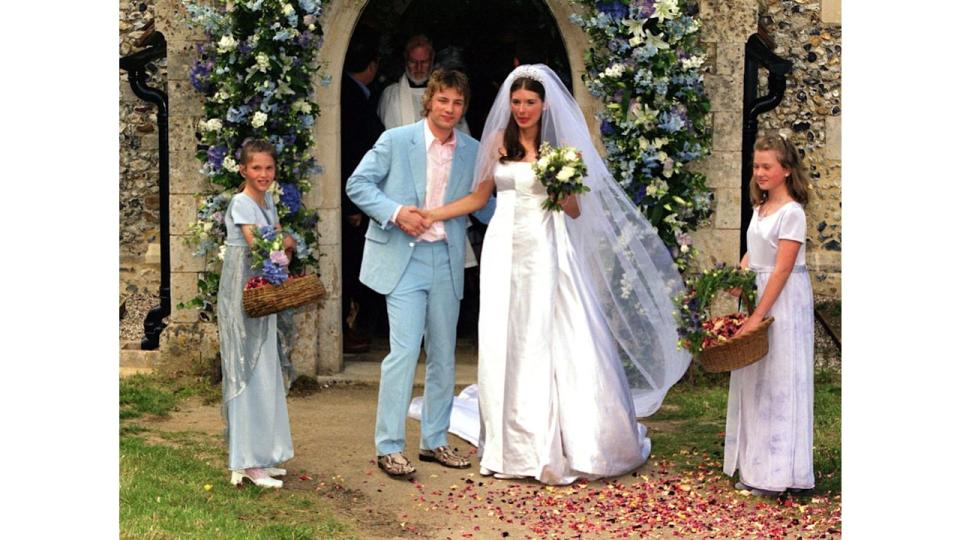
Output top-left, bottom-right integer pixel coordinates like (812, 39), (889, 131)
(346, 120), (492, 299)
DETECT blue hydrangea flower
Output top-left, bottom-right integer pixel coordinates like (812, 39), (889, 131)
(299, 0), (319, 13)
(259, 225), (277, 241)
(260, 259), (288, 285)
(279, 183), (301, 214)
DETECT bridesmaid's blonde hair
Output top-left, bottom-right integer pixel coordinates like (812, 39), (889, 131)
(750, 133), (810, 206)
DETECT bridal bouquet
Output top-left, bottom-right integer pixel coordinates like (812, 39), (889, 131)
(532, 142), (590, 211)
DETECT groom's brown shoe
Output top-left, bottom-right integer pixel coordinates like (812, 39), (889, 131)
(377, 453), (416, 477)
(419, 446), (471, 469)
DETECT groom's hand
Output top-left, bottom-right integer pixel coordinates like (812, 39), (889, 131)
(396, 206), (428, 237)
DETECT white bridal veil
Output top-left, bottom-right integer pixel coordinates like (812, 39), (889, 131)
(475, 64), (691, 416)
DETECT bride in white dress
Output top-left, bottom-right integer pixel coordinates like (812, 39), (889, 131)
(412, 65), (690, 484)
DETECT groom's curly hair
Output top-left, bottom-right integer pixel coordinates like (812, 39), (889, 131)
(421, 69), (470, 117)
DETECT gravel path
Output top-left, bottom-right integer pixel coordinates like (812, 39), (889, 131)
(120, 293), (159, 344)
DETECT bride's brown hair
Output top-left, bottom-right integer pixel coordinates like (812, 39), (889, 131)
(500, 77), (545, 163)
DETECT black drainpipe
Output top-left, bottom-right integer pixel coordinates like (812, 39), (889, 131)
(120, 31), (169, 350)
(741, 32), (792, 258)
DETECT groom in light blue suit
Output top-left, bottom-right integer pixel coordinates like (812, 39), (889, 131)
(346, 69), (493, 477)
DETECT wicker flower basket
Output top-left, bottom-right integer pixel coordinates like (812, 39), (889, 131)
(243, 274), (326, 318)
(696, 316), (774, 372)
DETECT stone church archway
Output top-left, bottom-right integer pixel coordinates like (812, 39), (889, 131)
(309, 0), (600, 372)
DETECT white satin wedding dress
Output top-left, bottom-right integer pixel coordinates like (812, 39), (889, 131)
(456, 160), (650, 485)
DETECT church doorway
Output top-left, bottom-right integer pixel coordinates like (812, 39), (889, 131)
(339, 0), (573, 356)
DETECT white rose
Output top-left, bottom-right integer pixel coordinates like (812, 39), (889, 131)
(222, 156), (239, 173)
(556, 166), (575, 182)
(256, 52), (270, 71)
(251, 111), (268, 128)
(200, 118), (222, 132)
(216, 35), (237, 53)
(602, 64), (625, 79)
(681, 56), (704, 71)
(282, 3), (294, 16)
(536, 156), (549, 169)
(563, 149), (577, 162)
(308, 23), (316, 31)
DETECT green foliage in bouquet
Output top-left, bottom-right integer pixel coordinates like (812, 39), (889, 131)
(673, 264), (758, 354)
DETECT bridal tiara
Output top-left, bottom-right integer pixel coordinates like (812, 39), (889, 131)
(512, 65), (545, 83)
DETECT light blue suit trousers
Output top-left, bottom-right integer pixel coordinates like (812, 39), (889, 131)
(375, 240), (459, 454)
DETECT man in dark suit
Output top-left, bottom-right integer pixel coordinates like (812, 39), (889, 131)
(341, 30), (385, 353)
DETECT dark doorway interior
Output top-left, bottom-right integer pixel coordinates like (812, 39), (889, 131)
(341, 0), (572, 351)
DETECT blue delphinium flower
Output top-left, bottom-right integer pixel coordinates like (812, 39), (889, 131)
(206, 146), (227, 170)
(261, 259), (288, 285)
(279, 183), (302, 214)
(189, 59), (213, 93)
(598, 1), (628, 20)
(632, 0), (656, 19)
(601, 119), (616, 136)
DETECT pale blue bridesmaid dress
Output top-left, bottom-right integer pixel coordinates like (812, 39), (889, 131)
(217, 192), (294, 471)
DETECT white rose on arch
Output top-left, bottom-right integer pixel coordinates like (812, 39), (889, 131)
(251, 111), (268, 128)
(216, 35), (237, 53)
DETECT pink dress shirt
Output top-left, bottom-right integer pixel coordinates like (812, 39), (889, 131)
(391, 122), (455, 242)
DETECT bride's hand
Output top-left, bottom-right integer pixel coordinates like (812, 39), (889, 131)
(560, 194), (581, 219)
(413, 208), (435, 228)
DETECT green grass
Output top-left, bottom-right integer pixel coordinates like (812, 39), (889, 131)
(120, 374), (353, 539)
(647, 374), (842, 495)
(120, 374), (220, 420)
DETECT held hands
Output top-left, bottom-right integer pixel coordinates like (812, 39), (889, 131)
(415, 208), (436, 228)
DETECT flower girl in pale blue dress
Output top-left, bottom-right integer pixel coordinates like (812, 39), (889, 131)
(724, 134), (815, 497)
(217, 139), (295, 489)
